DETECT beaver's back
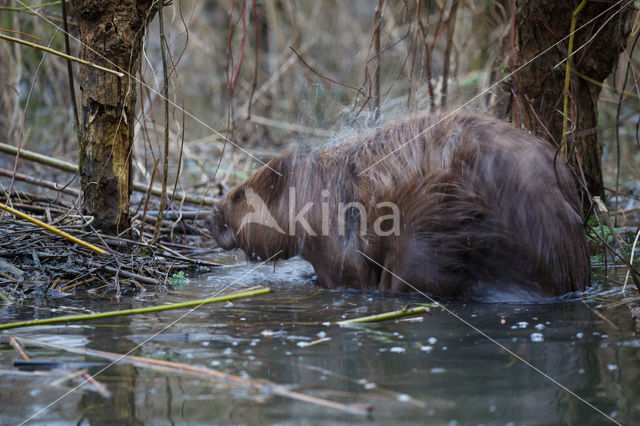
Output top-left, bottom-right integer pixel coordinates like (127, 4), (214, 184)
(343, 113), (589, 296)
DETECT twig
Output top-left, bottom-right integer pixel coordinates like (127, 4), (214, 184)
(0, 1), (62, 13)
(60, 0), (80, 144)
(238, 41), (311, 115)
(0, 142), (218, 205)
(0, 33), (124, 77)
(229, 0), (247, 93)
(143, 210), (206, 220)
(0, 258), (25, 280)
(297, 337), (331, 348)
(11, 335), (111, 397)
(0, 288), (13, 304)
(98, 263), (161, 286)
(154, 0), (170, 244)
(248, 114), (333, 137)
(141, 159), (159, 241)
(440, 0), (459, 110)
(623, 227), (640, 292)
(582, 300), (619, 331)
(426, 3), (446, 112)
(13, 335), (372, 416)
(58, 276), (99, 292)
(0, 202), (107, 254)
(593, 197), (640, 291)
(158, 243), (219, 267)
(247, 0), (259, 119)
(290, 47), (367, 97)
(560, 0), (588, 155)
(0, 167), (80, 197)
(0, 287), (270, 330)
(373, 0), (383, 121)
(9, 337), (30, 360)
(0, 142), (76, 171)
(613, 32), (640, 227)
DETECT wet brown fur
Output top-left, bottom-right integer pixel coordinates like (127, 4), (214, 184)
(209, 112), (590, 299)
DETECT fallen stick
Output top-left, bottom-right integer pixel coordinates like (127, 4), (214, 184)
(0, 287), (271, 330)
(0, 142), (218, 206)
(0, 167), (81, 196)
(100, 264), (160, 286)
(13, 335), (372, 416)
(0, 202), (107, 255)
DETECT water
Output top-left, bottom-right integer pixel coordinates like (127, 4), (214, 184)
(1, 257), (639, 425)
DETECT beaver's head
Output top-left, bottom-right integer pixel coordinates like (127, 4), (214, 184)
(208, 156), (296, 260)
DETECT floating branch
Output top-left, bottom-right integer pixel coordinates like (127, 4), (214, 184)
(0, 287), (270, 330)
(0, 202), (107, 254)
(0, 33), (124, 77)
(13, 335), (372, 416)
(337, 306), (430, 325)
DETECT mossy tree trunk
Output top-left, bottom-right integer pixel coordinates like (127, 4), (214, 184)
(494, 1), (631, 203)
(75, 1), (156, 233)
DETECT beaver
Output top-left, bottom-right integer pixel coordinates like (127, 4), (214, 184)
(209, 112), (590, 299)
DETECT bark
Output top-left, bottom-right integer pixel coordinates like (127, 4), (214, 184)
(495, 1), (631, 202)
(75, 1), (156, 233)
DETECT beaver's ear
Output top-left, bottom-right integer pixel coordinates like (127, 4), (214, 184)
(266, 155), (291, 177)
(258, 155), (293, 193)
(231, 187), (246, 204)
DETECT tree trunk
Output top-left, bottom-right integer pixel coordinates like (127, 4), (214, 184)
(494, 1), (631, 202)
(75, 1), (156, 233)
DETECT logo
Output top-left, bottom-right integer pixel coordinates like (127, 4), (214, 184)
(237, 187), (400, 237)
(238, 187), (286, 234)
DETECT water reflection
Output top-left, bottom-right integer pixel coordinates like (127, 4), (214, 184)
(1, 257), (639, 424)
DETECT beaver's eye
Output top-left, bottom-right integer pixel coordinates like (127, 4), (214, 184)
(231, 188), (245, 203)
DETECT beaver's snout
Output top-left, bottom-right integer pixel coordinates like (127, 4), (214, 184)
(209, 205), (239, 250)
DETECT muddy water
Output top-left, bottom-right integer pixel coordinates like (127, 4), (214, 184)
(1, 256), (639, 425)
